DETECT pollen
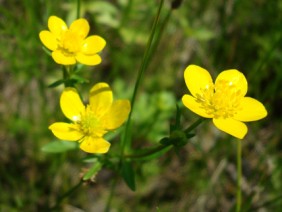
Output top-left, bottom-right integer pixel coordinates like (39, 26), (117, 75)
(196, 80), (242, 119)
(79, 105), (106, 137)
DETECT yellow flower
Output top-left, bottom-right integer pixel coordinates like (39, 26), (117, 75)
(182, 65), (267, 139)
(39, 16), (106, 66)
(49, 83), (131, 153)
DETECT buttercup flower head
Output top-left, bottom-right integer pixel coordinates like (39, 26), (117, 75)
(39, 16), (106, 66)
(182, 65), (267, 139)
(49, 83), (131, 153)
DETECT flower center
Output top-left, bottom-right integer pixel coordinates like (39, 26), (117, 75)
(79, 105), (106, 137)
(59, 30), (81, 55)
(196, 80), (242, 119)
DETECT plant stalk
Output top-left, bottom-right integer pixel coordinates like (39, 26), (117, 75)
(236, 139), (242, 212)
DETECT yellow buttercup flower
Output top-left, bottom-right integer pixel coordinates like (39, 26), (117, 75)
(39, 16), (106, 66)
(49, 83), (131, 153)
(182, 65), (267, 139)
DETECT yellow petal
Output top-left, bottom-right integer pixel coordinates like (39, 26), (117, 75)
(48, 16), (67, 38)
(89, 83), (113, 117)
(182, 94), (213, 118)
(79, 136), (110, 153)
(52, 50), (76, 65)
(81, 35), (106, 54)
(215, 70), (248, 97)
(213, 118), (247, 139)
(39, 30), (58, 50)
(234, 97), (267, 122)
(102, 100), (131, 130)
(69, 18), (89, 39)
(184, 65), (213, 97)
(60, 87), (85, 121)
(75, 53), (101, 66)
(49, 122), (83, 141)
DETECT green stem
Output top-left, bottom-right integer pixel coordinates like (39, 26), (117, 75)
(122, 117), (206, 160)
(50, 180), (83, 210)
(62, 65), (70, 87)
(121, 0), (165, 155)
(124, 145), (172, 160)
(104, 176), (118, 212)
(236, 139), (242, 212)
(184, 117), (206, 134)
(62, 65), (76, 87)
(76, 0), (81, 19)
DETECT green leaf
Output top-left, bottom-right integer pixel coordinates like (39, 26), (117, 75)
(70, 74), (89, 84)
(131, 145), (172, 161)
(82, 155), (100, 163)
(41, 140), (78, 153)
(48, 79), (65, 88)
(83, 160), (103, 181)
(121, 160), (136, 191)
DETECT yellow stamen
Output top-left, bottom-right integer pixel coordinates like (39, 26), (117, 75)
(79, 105), (106, 137)
(196, 80), (242, 119)
(59, 30), (81, 55)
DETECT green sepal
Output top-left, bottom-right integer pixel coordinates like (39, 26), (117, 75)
(83, 160), (103, 181)
(159, 137), (171, 145)
(42, 46), (52, 56)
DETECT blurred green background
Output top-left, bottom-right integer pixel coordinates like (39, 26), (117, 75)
(0, 0), (281, 211)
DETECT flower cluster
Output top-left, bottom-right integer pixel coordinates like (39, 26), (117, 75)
(40, 16), (131, 154)
(41, 16), (267, 155)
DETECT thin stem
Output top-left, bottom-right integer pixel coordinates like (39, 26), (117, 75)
(62, 65), (71, 87)
(62, 65), (77, 87)
(124, 144), (172, 160)
(50, 180), (83, 210)
(76, 0), (81, 19)
(121, 0), (165, 155)
(236, 139), (242, 212)
(104, 176), (118, 212)
(184, 117), (206, 134)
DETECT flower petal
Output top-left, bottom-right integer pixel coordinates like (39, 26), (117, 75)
(213, 118), (247, 139)
(48, 16), (68, 38)
(79, 136), (110, 153)
(49, 122), (83, 141)
(184, 65), (213, 97)
(60, 87), (85, 121)
(81, 35), (106, 54)
(39, 30), (58, 50)
(215, 69), (248, 97)
(52, 50), (76, 65)
(101, 100), (131, 130)
(182, 94), (213, 118)
(69, 18), (89, 39)
(89, 83), (113, 117)
(234, 97), (267, 122)
(76, 53), (101, 66)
